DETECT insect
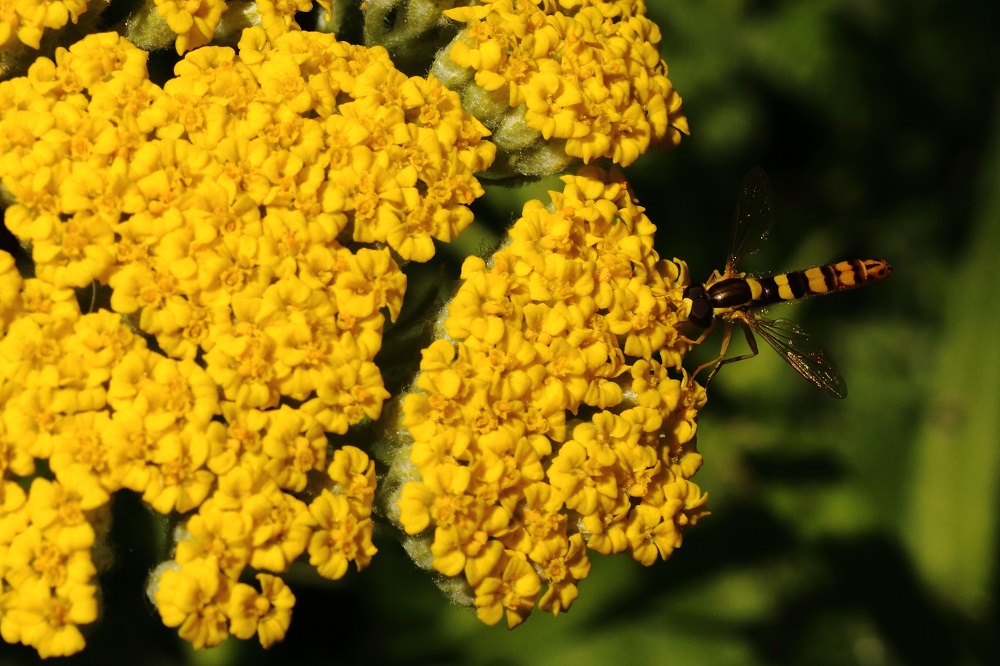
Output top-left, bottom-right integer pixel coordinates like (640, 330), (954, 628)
(684, 167), (891, 398)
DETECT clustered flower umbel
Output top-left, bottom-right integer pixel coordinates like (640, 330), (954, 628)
(432, 0), (689, 176)
(383, 167), (708, 629)
(0, 0), (701, 658)
(0, 26), (492, 655)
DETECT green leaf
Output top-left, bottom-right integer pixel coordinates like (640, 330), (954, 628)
(902, 97), (1000, 612)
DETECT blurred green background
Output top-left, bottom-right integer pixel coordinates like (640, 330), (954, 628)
(3, 1), (999, 664)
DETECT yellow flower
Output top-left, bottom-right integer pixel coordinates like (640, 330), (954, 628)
(13, 278), (79, 328)
(2, 384), (59, 460)
(2, 578), (98, 658)
(579, 498), (630, 556)
(626, 471), (710, 565)
(326, 445), (377, 512)
(100, 407), (154, 494)
(303, 359), (391, 434)
(1, 0), (85, 51)
(473, 551), (541, 629)
(546, 428), (618, 516)
(306, 491), (377, 580)
(175, 504), (253, 580)
(0, 37), (492, 559)
(226, 579), (262, 640)
(140, 424), (221, 514)
(0, 418), (35, 482)
(227, 573), (295, 648)
(613, 432), (661, 499)
(501, 481), (565, 552)
(48, 411), (118, 495)
(25, 478), (100, 546)
(227, 574), (295, 648)
(522, 70), (587, 140)
(259, 405), (326, 493)
(428, 468), (510, 578)
(202, 322), (281, 410)
(532, 533), (590, 615)
(107, 349), (220, 432)
(242, 481), (313, 573)
(31, 210), (116, 289)
(398, 462), (471, 536)
(256, 0), (313, 40)
(65, 310), (143, 386)
(4, 524), (96, 591)
(207, 403), (268, 474)
(255, 574), (295, 648)
(625, 502), (677, 566)
(154, 558), (231, 649)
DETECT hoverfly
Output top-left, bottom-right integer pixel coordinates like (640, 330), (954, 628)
(684, 168), (891, 398)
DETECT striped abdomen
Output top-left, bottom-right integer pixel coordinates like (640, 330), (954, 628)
(751, 259), (891, 307)
(704, 259), (892, 316)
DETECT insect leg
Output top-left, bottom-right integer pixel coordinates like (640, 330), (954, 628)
(690, 319), (732, 385)
(707, 318), (760, 385)
(680, 322), (715, 346)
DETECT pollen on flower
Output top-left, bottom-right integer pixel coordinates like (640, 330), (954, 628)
(435, 0), (688, 176)
(388, 166), (708, 629)
(0, 26), (494, 656)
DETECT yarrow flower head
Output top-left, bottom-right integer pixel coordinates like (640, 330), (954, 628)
(432, 0), (689, 176)
(383, 166), (708, 629)
(0, 24), (493, 655)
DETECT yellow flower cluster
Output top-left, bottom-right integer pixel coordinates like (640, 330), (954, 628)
(0, 265), (116, 656)
(0, 262), (378, 652)
(152, 444), (377, 648)
(0, 26), (492, 655)
(388, 167), (708, 628)
(0, 0), (93, 50)
(436, 0), (688, 174)
(0, 473), (103, 657)
(0, 27), (493, 429)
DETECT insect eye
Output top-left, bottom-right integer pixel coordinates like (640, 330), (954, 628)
(682, 285), (703, 300)
(683, 285), (713, 328)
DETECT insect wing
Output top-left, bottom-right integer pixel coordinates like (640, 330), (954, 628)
(726, 167), (776, 274)
(745, 316), (848, 398)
